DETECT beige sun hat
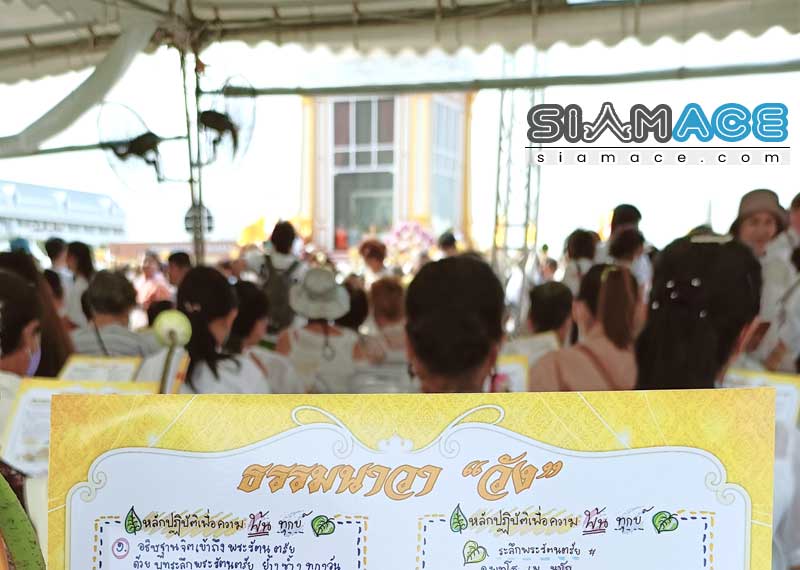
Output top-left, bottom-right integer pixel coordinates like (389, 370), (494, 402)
(730, 189), (788, 235)
(289, 268), (350, 321)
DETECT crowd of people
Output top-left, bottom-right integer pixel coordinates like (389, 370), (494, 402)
(0, 191), (799, 568)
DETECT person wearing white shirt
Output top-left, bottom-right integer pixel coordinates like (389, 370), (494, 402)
(768, 192), (800, 277)
(730, 190), (796, 371)
(188, 356), (272, 394)
(561, 229), (597, 296)
(71, 271), (161, 358)
(771, 254), (800, 373)
(178, 266), (272, 394)
(504, 282), (573, 391)
(595, 204), (653, 294)
(225, 280), (302, 393)
(246, 221), (307, 337)
(44, 237), (72, 313)
(277, 268), (383, 393)
(64, 241), (95, 329)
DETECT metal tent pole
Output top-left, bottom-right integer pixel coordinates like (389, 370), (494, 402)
(179, 47), (206, 264)
(193, 51), (207, 264)
(0, 136), (187, 160)
(490, 62), (508, 272)
(206, 58), (800, 98)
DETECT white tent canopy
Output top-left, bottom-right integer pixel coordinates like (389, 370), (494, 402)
(4, 0), (800, 84)
(2, 0), (800, 157)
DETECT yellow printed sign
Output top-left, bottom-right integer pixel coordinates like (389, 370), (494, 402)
(494, 354), (530, 392)
(49, 390), (775, 570)
(1, 379), (158, 477)
(725, 368), (800, 423)
(58, 355), (142, 382)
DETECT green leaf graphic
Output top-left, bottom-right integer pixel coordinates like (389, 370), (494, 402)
(0, 474), (45, 570)
(311, 515), (336, 537)
(124, 507), (142, 535)
(652, 511), (679, 534)
(462, 540), (488, 565)
(450, 504), (469, 534)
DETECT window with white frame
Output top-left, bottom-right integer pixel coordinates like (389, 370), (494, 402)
(332, 98), (395, 248)
(431, 97), (463, 236)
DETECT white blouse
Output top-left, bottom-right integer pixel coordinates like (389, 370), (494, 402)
(64, 275), (89, 327)
(774, 418), (800, 570)
(0, 371), (21, 443)
(286, 327), (361, 393)
(186, 356), (273, 394)
(246, 347), (304, 394)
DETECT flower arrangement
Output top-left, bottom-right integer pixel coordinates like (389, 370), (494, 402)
(384, 221), (435, 273)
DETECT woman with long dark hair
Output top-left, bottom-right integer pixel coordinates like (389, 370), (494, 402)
(635, 235), (799, 570)
(225, 281), (300, 393)
(0, 269), (42, 500)
(529, 264), (641, 391)
(64, 241), (95, 328)
(0, 251), (73, 377)
(636, 237), (762, 389)
(177, 267), (270, 393)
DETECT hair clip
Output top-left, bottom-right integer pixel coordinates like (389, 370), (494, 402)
(600, 265), (622, 283)
(690, 234), (733, 244)
(183, 302), (202, 314)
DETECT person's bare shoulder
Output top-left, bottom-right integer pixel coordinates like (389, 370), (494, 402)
(275, 330), (291, 355)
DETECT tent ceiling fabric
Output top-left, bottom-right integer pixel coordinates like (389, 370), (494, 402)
(0, 0), (145, 83)
(2, 0), (800, 84)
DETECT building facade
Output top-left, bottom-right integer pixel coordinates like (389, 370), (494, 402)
(0, 180), (125, 245)
(296, 93), (472, 250)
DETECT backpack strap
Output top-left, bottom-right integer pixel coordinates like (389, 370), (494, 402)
(284, 260), (301, 280)
(778, 276), (800, 326)
(574, 344), (625, 390)
(262, 254), (275, 278)
(553, 356), (569, 391)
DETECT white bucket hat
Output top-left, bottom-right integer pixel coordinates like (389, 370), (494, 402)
(289, 268), (350, 321)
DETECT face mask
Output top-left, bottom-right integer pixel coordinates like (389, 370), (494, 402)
(25, 347), (42, 377)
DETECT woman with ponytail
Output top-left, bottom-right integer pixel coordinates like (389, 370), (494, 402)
(405, 256), (505, 393)
(178, 267), (270, 394)
(529, 264), (641, 391)
(635, 236), (800, 570)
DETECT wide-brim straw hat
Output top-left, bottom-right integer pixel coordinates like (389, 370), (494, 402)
(730, 189), (788, 235)
(289, 268), (350, 321)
